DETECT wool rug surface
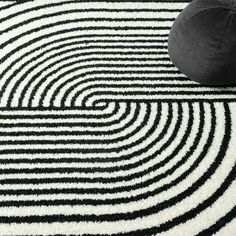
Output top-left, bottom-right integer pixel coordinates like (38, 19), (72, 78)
(0, 0), (235, 235)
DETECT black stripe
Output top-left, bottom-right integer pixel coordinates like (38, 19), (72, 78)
(1, 25), (171, 50)
(0, 103), (132, 136)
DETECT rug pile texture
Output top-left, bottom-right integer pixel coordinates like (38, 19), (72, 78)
(0, 0), (235, 235)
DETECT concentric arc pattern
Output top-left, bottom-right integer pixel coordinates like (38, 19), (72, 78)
(0, 1), (235, 235)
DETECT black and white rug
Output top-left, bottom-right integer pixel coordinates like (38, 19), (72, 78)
(0, 0), (235, 235)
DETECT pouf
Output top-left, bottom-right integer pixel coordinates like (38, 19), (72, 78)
(168, 0), (236, 85)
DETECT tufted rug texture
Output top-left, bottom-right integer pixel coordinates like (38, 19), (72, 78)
(0, 0), (235, 235)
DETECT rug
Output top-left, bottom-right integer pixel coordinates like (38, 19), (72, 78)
(0, 0), (235, 235)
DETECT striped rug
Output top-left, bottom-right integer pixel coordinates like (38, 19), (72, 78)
(0, 0), (236, 235)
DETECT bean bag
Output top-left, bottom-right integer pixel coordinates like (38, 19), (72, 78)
(168, 0), (236, 85)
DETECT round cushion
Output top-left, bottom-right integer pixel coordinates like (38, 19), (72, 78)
(168, 0), (236, 85)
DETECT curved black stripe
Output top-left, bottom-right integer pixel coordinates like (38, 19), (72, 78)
(0, 1), (17, 11)
(1, 25), (170, 50)
(196, 205), (236, 236)
(0, 102), (121, 126)
(0, 103), (116, 119)
(0, 102), (128, 128)
(5, 42), (171, 107)
(0, 34), (169, 101)
(0, 103), (146, 145)
(0, 103), (134, 136)
(0, 103), (185, 193)
(0, 103), (156, 160)
(0, 34), (169, 106)
(0, 102), (231, 226)
(83, 90), (236, 107)
(0, 103), (203, 201)
(1, 14), (175, 36)
(28, 66), (178, 108)
(2, 45), (171, 107)
(68, 83), (230, 107)
(0, 103), (171, 177)
(0, 0), (182, 23)
(74, 202), (236, 236)
(0, 102), (162, 158)
(5, 50), (171, 107)
(0, 25), (169, 68)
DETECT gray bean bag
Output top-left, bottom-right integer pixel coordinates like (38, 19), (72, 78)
(168, 0), (236, 85)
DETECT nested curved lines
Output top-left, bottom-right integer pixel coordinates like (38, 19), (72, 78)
(0, 27), (170, 68)
(0, 102), (180, 172)
(0, 101), (118, 120)
(0, 100), (117, 122)
(0, 103), (141, 145)
(0, 102), (160, 165)
(0, 103), (162, 170)
(1, 15), (230, 105)
(0, 26), (173, 106)
(0, 2), (235, 234)
(8, 104), (226, 217)
(0, 102), (187, 195)
(0, 16), (171, 51)
(20, 51), (173, 108)
(0, 102), (122, 128)
(0, 2), (174, 44)
(0, 4), (173, 51)
(0, 103), (208, 208)
(0, 102), (134, 132)
(0, 102), (181, 198)
(67, 81), (213, 108)
(0, 102), (128, 131)
(0, 103), (159, 154)
(0, 34), (173, 107)
(0, 102), (183, 192)
(0, 1), (182, 107)
(116, 104), (233, 235)
(0, 0), (183, 24)
(29, 64), (176, 108)
(0, 23), (170, 68)
(29, 66), (180, 108)
(0, 102), (166, 163)
(2, 102), (157, 159)
(0, 103), (148, 147)
(32, 60), (174, 108)
(1, 48), (165, 107)
(1, 41), (175, 107)
(0, 33), (170, 100)
(3, 51), (173, 108)
(0, 103), (232, 229)
(60, 78), (187, 108)
(0, 102), (187, 185)
(0, 104), (142, 143)
(7, 37), (172, 107)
